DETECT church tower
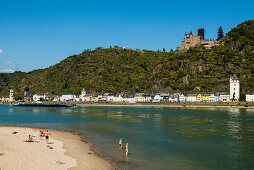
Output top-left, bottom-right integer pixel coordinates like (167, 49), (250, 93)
(80, 88), (86, 102)
(230, 74), (240, 100)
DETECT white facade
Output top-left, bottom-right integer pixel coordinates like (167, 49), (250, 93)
(142, 96), (151, 102)
(83, 95), (91, 102)
(123, 97), (135, 103)
(80, 88), (86, 102)
(219, 94), (230, 102)
(169, 96), (178, 102)
(107, 95), (115, 102)
(60, 93), (76, 102)
(209, 94), (216, 102)
(230, 74), (240, 100)
(113, 95), (123, 102)
(33, 94), (47, 101)
(186, 95), (197, 102)
(9, 89), (14, 102)
(246, 92), (254, 102)
(134, 93), (143, 102)
(179, 94), (186, 102)
(153, 94), (162, 102)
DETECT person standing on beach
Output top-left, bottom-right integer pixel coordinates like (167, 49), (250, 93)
(119, 138), (123, 149)
(126, 143), (128, 156)
(44, 130), (49, 144)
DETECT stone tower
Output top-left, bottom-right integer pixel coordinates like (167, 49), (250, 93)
(230, 74), (240, 100)
(9, 89), (14, 102)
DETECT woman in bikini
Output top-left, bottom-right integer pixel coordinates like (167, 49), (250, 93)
(44, 130), (49, 144)
(119, 138), (123, 149)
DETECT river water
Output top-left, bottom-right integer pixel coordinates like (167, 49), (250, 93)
(1, 104), (254, 169)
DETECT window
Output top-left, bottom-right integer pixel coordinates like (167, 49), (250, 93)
(234, 84), (236, 86)
(234, 88), (235, 90)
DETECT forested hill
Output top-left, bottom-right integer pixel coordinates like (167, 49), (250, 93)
(0, 20), (254, 97)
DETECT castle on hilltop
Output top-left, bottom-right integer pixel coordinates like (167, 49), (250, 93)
(177, 28), (218, 51)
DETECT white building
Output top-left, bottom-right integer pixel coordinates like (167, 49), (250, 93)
(230, 74), (240, 100)
(113, 94), (123, 102)
(9, 89), (14, 102)
(219, 93), (230, 102)
(80, 88), (86, 102)
(106, 94), (115, 102)
(123, 96), (135, 103)
(60, 93), (76, 102)
(33, 94), (47, 101)
(142, 94), (151, 102)
(186, 94), (197, 102)
(246, 92), (254, 102)
(179, 94), (186, 102)
(153, 94), (162, 102)
(83, 95), (91, 102)
(134, 93), (144, 102)
(169, 95), (178, 102)
(209, 93), (216, 102)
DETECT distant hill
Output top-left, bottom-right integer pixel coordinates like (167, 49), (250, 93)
(0, 20), (254, 97)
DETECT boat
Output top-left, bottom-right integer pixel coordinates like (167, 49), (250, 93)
(13, 102), (75, 107)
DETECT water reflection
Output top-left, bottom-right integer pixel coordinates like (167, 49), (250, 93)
(1, 105), (254, 169)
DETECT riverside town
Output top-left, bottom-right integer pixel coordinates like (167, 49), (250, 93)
(0, 2), (254, 169)
(1, 74), (254, 104)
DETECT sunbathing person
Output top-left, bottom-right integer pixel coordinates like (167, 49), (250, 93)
(24, 135), (34, 142)
(28, 135), (34, 142)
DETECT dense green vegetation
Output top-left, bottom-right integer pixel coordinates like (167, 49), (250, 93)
(0, 20), (254, 96)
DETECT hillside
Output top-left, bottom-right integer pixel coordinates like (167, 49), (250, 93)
(0, 20), (254, 97)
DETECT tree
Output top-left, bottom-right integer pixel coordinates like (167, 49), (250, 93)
(239, 93), (246, 102)
(163, 48), (166, 52)
(217, 26), (224, 41)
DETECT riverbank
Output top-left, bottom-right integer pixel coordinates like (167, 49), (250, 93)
(3, 101), (254, 109)
(76, 102), (254, 109)
(0, 126), (114, 170)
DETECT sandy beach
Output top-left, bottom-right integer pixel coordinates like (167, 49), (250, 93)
(0, 126), (114, 170)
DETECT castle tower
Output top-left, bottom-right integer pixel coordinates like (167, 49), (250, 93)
(230, 74), (240, 100)
(198, 28), (204, 40)
(9, 89), (14, 102)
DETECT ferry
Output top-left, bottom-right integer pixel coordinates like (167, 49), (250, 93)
(13, 102), (75, 107)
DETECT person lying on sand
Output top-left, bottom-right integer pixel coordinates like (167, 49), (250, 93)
(24, 135), (34, 142)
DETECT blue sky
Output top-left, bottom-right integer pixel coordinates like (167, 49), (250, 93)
(0, 0), (253, 72)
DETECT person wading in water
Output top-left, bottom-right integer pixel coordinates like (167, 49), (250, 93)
(126, 143), (129, 156)
(119, 138), (123, 150)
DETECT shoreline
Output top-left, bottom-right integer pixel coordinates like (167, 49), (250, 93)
(0, 125), (114, 170)
(76, 103), (254, 109)
(3, 102), (254, 109)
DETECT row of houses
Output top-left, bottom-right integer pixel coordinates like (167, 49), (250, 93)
(1, 90), (254, 103)
(1, 88), (254, 103)
(1, 75), (254, 103)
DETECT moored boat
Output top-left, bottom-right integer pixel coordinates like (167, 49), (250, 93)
(13, 102), (75, 107)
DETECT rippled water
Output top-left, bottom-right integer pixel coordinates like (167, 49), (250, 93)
(1, 105), (254, 169)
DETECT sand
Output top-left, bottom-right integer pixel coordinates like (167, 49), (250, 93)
(0, 126), (114, 170)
